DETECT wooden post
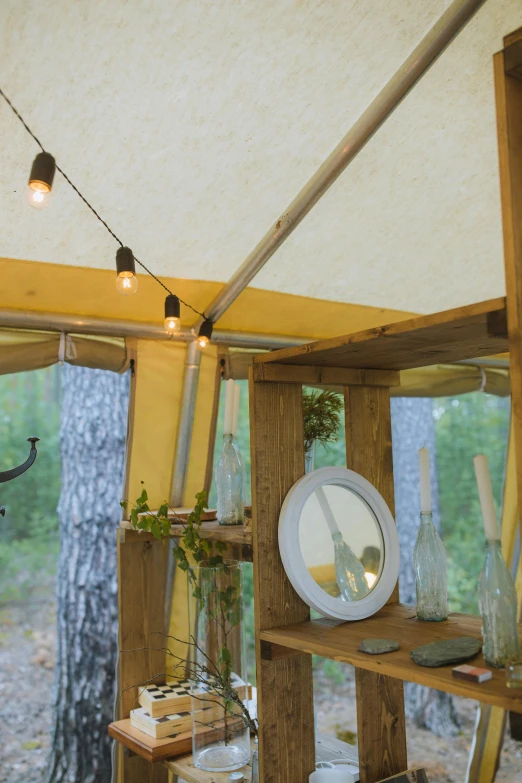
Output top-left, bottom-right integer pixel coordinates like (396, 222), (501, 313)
(495, 33), (522, 546)
(249, 373), (315, 783)
(117, 529), (170, 783)
(344, 385), (407, 783)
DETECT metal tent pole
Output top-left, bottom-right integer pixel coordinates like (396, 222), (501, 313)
(171, 0), (487, 504)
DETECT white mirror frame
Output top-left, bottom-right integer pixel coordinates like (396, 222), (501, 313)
(279, 466), (400, 621)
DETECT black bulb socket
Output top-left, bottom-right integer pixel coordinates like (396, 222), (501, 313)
(116, 247), (136, 276)
(29, 151), (56, 191)
(165, 294), (181, 319)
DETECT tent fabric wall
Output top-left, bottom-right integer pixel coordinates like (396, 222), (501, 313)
(0, 327), (130, 374)
(123, 338), (219, 685)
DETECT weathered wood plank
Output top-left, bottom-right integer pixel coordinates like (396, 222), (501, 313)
(259, 605), (522, 714)
(248, 374), (315, 783)
(343, 384), (406, 782)
(252, 363), (400, 387)
(252, 298), (507, 371)
(495, 50), (522, 553)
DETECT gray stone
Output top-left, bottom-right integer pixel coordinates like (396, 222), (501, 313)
(360, 638), (399, 655)
(410, 636), (482, 668)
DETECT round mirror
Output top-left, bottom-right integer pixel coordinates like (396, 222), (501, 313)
(279, 467), (400, 620)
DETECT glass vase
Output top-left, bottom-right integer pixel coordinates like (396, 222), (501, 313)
(305, 440), (316, 473)
(479, 539), (521, 668)
(216, 434), (245, 526)
(190, 560), (250, 772)
(413, 511), (449, 621)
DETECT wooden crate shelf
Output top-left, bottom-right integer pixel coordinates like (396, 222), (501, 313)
(120, 520), (252, 547)
(259, 603), (522, 714)
(253, 297), (508, 371)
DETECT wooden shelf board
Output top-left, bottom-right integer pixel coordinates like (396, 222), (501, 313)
(259, 603), (522, 714)
(109, 718), (192, 762)
(120, 520), (252, 547)
(162, 734), (358, 782)
(253, 298), (508, 371)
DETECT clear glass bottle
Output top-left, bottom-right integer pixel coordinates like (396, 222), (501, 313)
(332, 533), (370, 601)
(479, 539), (521, 668)
(251, 736), (259, 783)
(216, 434), (245, 526)
(190, 561), (250, 771)
(413, 511), (449, 621)
(305, 440), (316, 473)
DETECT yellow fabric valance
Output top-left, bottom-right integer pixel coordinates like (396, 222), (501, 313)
(0, 328), (130, 374)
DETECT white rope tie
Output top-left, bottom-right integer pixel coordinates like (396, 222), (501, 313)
(479, 366), (487, 392)
(58, 332), (77, 365)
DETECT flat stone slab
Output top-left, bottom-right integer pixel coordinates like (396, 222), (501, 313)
(410, 636), (482, 668)
(360, 638), (399, 655)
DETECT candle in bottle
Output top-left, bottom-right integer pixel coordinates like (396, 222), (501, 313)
(223, 379), (235, 435)
(473, 454), (499, 540)
(232, 382), (241, 439)
(419, 445), (431, 513)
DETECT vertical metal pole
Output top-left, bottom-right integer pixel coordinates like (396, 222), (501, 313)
(170, 340), (202, 506)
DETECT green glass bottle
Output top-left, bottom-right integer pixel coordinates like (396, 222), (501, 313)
(479, 538), (520, 668)
(413, 511), (449, 621)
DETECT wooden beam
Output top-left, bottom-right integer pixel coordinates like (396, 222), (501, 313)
(495, 52), (522, 548)
(252, 363), (400, 387)
(252, 298), (507, 371)
(117, 530), (170, 783)
(249, 373), (315, 783)
(504, 40), (522, 82)
(344, 385), (407, 783)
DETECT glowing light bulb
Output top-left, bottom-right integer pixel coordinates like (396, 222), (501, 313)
(25, 183), (51, 210)
(364, 572), (377, 588)
(26, 152), (55, 210)
(197, 319), (213, 348)
(115, 271), (139, 295)
(164, 316), (181, 333)
(115, 247), (138, 295)
(164, 295), (181, 333)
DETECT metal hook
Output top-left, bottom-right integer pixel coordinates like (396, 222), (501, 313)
(0, 437), (40, 484)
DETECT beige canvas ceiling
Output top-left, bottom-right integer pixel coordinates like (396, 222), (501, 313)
(1, 0), (521, 323)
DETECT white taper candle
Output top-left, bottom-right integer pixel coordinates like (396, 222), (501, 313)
(223, 379), (235, 435)
(232, 382), (241, 439)
(419, 445), (431, 514)
(474, 454), (499, 540)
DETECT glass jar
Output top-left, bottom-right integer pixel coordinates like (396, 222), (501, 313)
(305, 440), (316, 473)
(216, 434), (246, 526)
(413, 511), (449, 621)
(479, 539), (521, 668)
(190, 561), (250, 772)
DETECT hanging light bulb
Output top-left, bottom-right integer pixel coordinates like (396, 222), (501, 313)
(164, 294), (181, 333)
(115, 247), (138, 295)
(197, 319), (213, 348)
(25, 151), (55, 210)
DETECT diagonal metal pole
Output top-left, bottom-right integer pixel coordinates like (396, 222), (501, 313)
(171, 0), (487, 505)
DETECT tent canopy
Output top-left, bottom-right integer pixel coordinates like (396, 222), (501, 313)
(1, 0), (522, 339)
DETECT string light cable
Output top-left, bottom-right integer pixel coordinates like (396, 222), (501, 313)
(0, 85), (213, 340)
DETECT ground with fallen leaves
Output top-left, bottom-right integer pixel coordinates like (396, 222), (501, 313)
(1, 596), (521, 783)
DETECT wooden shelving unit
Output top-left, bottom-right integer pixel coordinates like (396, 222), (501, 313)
(114, 30), (522, 783)
(248, 32), (522, 783)
(119, 519), (252, 547)
(260, 604), (522, 713)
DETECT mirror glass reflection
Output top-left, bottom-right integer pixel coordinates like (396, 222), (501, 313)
(298, 484), (382, 602)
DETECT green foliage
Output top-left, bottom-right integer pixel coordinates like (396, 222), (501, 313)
(302, 389), (343, 451)
(0, 366), (61, 603)
(434, 393), (510, 615)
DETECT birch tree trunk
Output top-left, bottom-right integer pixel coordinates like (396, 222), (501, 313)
(45, 365), (129, 783)
(391, 397), (460, 737)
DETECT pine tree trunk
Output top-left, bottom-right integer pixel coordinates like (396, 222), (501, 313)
(391, 397), (460, 738)
(45, 365), (129, 783)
